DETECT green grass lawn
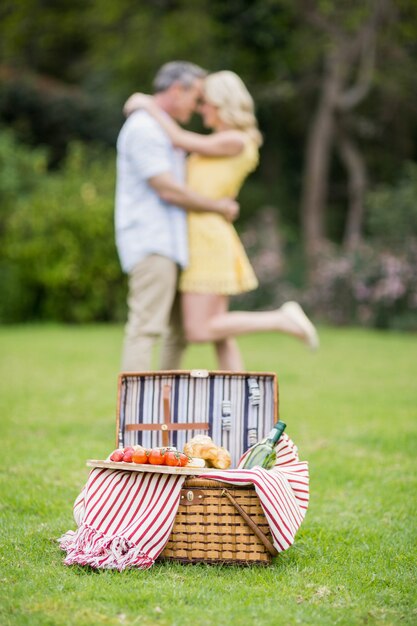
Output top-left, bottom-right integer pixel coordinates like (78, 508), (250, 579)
(0, 324), (416, 626)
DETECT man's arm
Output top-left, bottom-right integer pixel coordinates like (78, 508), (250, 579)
(124, 93), (245, 157)
(148, 172), (239, 222)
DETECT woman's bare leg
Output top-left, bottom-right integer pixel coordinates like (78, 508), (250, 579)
(182, 294), (319, 350)
(211, 296), (244, 370)
(181, 293), (245, 370)
(215, 338), (245, 371)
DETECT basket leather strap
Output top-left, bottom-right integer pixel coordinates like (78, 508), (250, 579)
(162, 384), (171, 447)
(125, 384), (209, 446)
(221, 488), (278, 557)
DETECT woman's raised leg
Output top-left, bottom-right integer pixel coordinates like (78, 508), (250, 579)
(182, 293), (319, 350)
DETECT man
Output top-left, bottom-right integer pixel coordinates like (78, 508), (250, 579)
(115, 61), (238, 371)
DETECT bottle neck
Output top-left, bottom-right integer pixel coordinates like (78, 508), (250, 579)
(266, 421), (286, 445)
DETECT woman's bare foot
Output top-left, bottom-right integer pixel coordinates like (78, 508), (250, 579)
(278, 301), (319, 350)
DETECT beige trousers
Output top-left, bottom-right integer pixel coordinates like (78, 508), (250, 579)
(121, 255), (186, 372)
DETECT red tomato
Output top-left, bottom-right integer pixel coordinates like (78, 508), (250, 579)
(132, 446), (149, 464)
(148, 448), (167, 465)
(123, 449), (134, 463)
(110, 449), (124, 462)
(179, 453), (190, 467)
(165, 451), (182, 467)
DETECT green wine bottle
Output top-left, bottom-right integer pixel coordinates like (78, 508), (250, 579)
(240, 421), (287, 469)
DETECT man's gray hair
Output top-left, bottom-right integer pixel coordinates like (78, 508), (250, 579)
(153, 61), (207, 93)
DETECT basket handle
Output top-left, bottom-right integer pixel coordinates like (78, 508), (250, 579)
(221, 488), (278, 557)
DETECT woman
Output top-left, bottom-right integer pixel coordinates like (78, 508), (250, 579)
(128, 71), (318, 370)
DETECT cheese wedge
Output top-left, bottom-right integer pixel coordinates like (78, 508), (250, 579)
(186, 457), (206, 468)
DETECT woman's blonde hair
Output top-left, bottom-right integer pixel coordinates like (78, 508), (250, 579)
(204, 71), (263, 146)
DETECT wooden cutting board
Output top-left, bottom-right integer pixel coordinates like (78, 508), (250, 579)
(86, 460), (219, 476)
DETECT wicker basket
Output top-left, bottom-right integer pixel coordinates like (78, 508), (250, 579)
(115, 371), (280, 565)
(160, 477), (277, 565)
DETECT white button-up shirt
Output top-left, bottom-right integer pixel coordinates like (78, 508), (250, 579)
(115, 110), (188, 273)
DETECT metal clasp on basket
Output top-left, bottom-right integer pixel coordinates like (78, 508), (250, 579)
(179, 489), (205, 505)
(190, 369), (209, 378)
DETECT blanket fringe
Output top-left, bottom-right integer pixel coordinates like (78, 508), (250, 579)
(58, 525), (154, 571)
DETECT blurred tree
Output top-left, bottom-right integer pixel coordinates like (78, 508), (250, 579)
(82, 0), (219, 94)
(0, 65), (120, 166)
(296, 0), (417, 271)
(299, 1), (388, 265)
(0, 0), (90, 81)
(0, 0), (120, 165)
(0, 0), (416, 250)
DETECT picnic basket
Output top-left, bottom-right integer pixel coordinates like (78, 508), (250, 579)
(116, 369), (279, 565)
(160, 477), (277, 565)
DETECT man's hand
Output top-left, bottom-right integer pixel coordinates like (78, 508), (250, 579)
(148, 172), (240, 219)
(216, 198), (240, 222)
(123, 93), (154, 117)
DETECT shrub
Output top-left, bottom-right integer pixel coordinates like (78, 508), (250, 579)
(1, 140), (126, 323)
(0, 130), (48, 321)
(304, 163), (417, 330)
(366, 162), (417, 245)
(305, 241), (417, 329)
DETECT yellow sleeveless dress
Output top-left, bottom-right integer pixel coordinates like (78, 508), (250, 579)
(179, 140), (259, 295)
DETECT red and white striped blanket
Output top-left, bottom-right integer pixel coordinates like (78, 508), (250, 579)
(59, 434), (309, 570)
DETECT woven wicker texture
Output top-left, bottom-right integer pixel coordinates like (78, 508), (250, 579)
(161, 478), (273, 565)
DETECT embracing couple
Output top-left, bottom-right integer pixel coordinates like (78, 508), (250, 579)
(115, 61), (319, 373)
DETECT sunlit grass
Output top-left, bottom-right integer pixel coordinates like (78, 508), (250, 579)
(0, 324), (416, 625)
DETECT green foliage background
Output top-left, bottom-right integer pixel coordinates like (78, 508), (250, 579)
(0, 135), (125, 322)
(0, 0), (417, 325)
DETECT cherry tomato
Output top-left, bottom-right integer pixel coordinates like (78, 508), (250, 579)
(148, 448), (167, 465)
(123, 449), (134, 462)
(132, 446), (149, 464)
(165, 451), (182, 467)
(110, 449), (124, 462)
(179, 453), (190, 467)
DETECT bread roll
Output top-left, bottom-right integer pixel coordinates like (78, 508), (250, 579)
(212, 447), (231, 470)
(183, 435), (231, 469)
